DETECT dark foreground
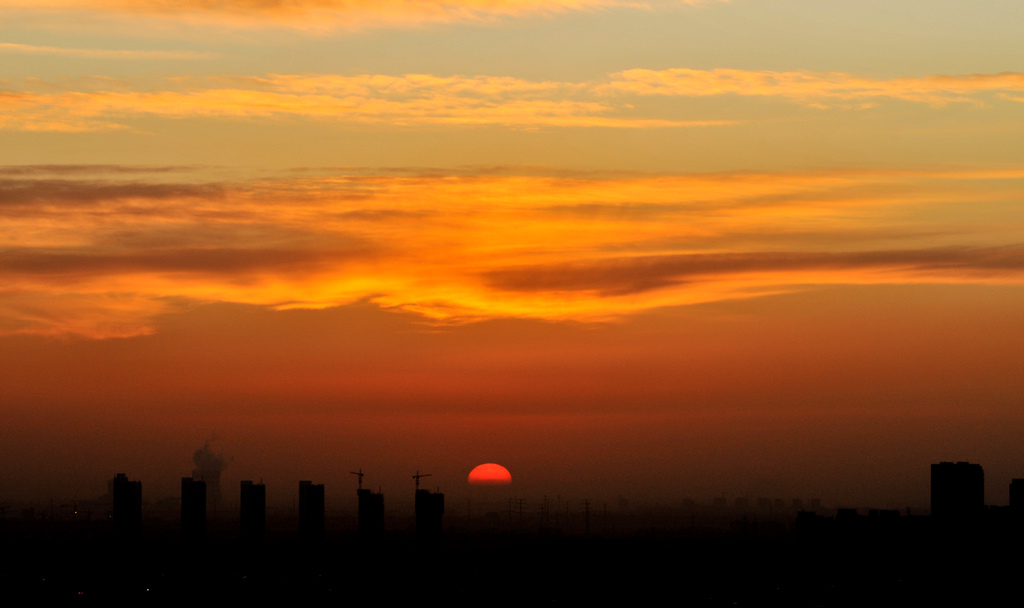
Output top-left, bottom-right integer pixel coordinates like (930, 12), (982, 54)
(2, 516), (1019, 605)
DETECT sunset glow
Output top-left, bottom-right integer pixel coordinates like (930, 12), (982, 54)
(2, 0), (1023, 509)
(4, 168), (1021, 339)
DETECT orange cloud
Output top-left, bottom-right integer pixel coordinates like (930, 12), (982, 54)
(603, 69), (1024, 106)
(0, 42), (215, 60)
(0, 74), (724, 132)
(4, 67), (1022, 133)
(2, 166), (1023, 338)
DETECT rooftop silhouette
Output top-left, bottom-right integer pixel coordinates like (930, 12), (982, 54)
(298, 480), (325, 543)
(181, 477), (206, 541)
(240, 480), (265, 543)
(931, 461), (984, 520)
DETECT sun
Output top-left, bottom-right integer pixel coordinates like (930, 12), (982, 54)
(468, 463), (512, 486)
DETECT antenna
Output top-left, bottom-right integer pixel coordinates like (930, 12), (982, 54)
(350, 469), (364, 490)
(413, 471), (432, 490)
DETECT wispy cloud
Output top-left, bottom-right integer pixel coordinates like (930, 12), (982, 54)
(0, 178), (224, 207)
(0, 42), (215, 60)
(483, 246), (1024, 296)
(1, 167), (1022, 337)
(603, 69), (1024, 107)
(6, 67), (1023, 133)
(0, 1), (714, 30)
(0, 164), (197, 176)
(0, 73), (730, 132)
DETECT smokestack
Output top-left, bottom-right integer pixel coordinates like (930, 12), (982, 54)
(192, 434), (231, 508)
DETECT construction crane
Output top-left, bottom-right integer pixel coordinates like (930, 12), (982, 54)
(413, 471), (432, 490)
(350, 469), (364, 490)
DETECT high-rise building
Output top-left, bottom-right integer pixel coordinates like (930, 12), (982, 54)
(181, 477), (207, 540)
(299, 480), (325, 541)
(111, 473), (142, 538)
(240, 480), (266, 542)
(931, 461), (984, 519)
(1010, 479), (1024, 514)
(415, 489), (444, 538)
(357, 487), (385, 536)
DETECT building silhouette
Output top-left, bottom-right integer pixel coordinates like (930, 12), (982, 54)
(931, 461), (984, 520)
(240, 480), (266, 542)
(299, 480), (325, 542)
(1009, 478), (1024, 518)
(181, 477), (207, 540)
(357, 487), (385, 536)
(111, 473), (142, 539)
(415, 488), (444, 538)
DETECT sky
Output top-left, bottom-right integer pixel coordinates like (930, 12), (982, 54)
(2, 0), (1023, 510)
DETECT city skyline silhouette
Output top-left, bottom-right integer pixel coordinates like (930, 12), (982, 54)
(4, 459), (1023, 603)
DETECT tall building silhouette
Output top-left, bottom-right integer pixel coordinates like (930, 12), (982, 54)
(931, 461), (984, 519)
(111, 473), (142, 539)
(1010, 479), (1024, 515)
(357, 487), (385, 536)
(299, 480), (325, 542)
(240, 480), (266, 542)
(415, 488), (444, 538)
(181, 477), (207, 540)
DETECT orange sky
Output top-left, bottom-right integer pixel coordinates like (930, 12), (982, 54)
(2, 0), (1023, 509)
(3, 285), (1024, 507)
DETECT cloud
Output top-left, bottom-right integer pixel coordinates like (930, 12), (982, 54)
(0, 290), (189, 338)
(0, 42), (215, 60)
(0, 1), (713, 30)
(0, 165), (197, 176)
(1, 167), (1022, 337)
(0, 73), (728, 132)
(4, 67), (1022, 133)
(0, 247), (363, 278)
(602, 69), (1024, 107)
(483, 247), (1024, 296)
(0, 178), (224, 207)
